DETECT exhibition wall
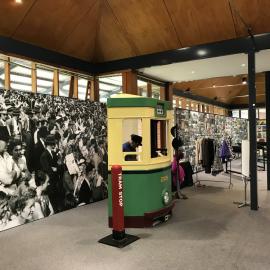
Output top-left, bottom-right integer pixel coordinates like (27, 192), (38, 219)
(0, 89), (107, 231)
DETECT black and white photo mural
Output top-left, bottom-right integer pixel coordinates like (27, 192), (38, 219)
(0, 89), (108, 231)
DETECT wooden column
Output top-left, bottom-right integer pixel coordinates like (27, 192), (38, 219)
(68, 76), (75, 98)
(160, 86), (165, 100)
(147, 82), (152, 97)
(182, 98), (187, 109)
(4, 57), (10, 90)
(90, 77), (99, 102)
(52, 69), (59, 96)
(86, 80), (91, 100)
(164, 82), (173, 102)
(73, 76), (78, 98)
(209, 105), (214, 114)
(31, 62), (37, 93)
(122, 71), (138, 95)
(175, 97), (179, 108)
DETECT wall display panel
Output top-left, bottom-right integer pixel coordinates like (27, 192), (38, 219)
(0, 89), (107, 232)
(175, 108), (248, 165)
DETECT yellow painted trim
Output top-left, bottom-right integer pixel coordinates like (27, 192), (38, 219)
(108, 107), (155, 119)
(108, 161), (171, 171)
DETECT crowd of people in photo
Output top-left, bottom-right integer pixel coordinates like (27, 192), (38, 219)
(0, 89), (108, 231)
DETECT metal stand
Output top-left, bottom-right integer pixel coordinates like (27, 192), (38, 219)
(233, 176), (250, 208)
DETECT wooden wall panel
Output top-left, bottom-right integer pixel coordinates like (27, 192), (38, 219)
(164, 0), (236, 47)
(93, 0), (136, 62)
(107, 0), (180, 55)
(232, 0), (270, 37)
(59, 0), (100, 61)
(13, 0), (97, 54)
(0, 0), (35, 36)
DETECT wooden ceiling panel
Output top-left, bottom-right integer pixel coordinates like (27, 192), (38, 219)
(93, 0), (136, 62)
(106, 0), (180, 55)
(59, 1), (100, 61)
(231, 0), (270, 37)
(164, 0), (236, 47)
(174, 73), (265, 105)
(0, 0), (35, 36)
(13, 0), (97, 53)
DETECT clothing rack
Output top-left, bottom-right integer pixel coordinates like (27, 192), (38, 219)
(193, 164), (233, 189)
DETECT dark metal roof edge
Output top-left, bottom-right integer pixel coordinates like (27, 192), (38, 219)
(95, 33), (270, 74)
(173, 88), (230, 109)
(0, 36), (95, 75)
(137, 72), (166, 87)
(229, 103), (266, 109)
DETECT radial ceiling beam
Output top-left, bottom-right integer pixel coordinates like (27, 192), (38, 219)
(95, 33), (270, 74)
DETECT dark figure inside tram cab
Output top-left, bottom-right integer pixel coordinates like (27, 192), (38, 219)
(122, 134), (142, 161)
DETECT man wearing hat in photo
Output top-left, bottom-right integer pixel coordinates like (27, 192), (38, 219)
(122, 134), (142, 161)
(0, 126), (16, 189)
(6, 107), (21, 137)
(0, 108), (8, 127)
(40, 135), (62, 213)
(33, 126), (49, 171)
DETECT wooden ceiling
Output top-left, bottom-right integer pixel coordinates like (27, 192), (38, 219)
(1, 0), (270, 63)
(174, 73), (266, 105)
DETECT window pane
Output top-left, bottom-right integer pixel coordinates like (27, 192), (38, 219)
(259, 108), (266, 119)
(241, 109), (248, 119)
(152, 85), (160, 99)
(37, 67), (53, 94)
(232, 110), (239, 118)
(99, 75), (122, 103)
(122, 119), (142, 161)
(78, 78), (88, 100)
(59, 73), (71, 97)
(151, 120), (168, 158)
(138, 80), (147, 97)
(10, 57), (32, 92)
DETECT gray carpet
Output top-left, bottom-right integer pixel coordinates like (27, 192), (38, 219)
(1, 161), (270, 270)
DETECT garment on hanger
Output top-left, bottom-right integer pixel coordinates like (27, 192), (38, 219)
(201, 138), (214, 174)
(171, 156), (185, 188)
(212, 140), (224, 176)
(219, 139), (231, 162)
(195, 138), (203, 165)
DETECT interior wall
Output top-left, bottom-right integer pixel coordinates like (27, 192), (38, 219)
(0, 89), (107, 232)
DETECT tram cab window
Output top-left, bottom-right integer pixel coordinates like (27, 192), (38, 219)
(122, 119), (142, 161)
(151, 120), (168, 158)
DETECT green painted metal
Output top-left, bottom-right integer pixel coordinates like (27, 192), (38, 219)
(108, 167), (172, 217)
(107, 96), (172, 111)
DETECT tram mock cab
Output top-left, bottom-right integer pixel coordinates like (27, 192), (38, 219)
(107, 94), (174, 228)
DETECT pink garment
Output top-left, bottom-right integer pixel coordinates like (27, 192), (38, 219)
(171, 156), (185, 187)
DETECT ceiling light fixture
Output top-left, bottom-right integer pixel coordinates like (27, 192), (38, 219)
(241, 63), (246, 67)
(197, 49), (207, 56)
(15, 0), (22, 3)
(242, 77), (247, 85)
(213, 84), (216, 88)
(191, 70), (195, 74)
